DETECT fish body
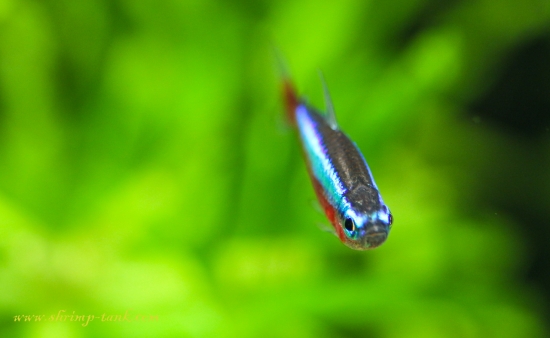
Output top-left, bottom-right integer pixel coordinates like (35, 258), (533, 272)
(282, 75), (392, 250)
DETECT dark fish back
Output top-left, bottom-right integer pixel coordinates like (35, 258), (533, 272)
(305, 107), (382, 213)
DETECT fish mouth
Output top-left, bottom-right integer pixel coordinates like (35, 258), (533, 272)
(363, 225), (388, 248)
(365, 232), (388, 248)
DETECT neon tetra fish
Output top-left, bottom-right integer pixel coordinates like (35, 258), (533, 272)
(281, 69), (393, 250)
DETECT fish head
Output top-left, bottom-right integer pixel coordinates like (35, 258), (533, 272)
(337, 191), (392, 250)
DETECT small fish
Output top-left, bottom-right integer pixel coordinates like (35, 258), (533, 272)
(280, 65), (393, 250)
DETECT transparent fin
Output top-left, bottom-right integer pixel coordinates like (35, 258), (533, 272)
(317, 222), (337, 236)
(309, 198), (322, 214)
(318, 70), (338, 130)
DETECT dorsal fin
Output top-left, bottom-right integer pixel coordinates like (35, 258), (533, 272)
(318, 70), (338, 129)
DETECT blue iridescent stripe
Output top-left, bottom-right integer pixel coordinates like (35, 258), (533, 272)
(296, 105), (346, 205)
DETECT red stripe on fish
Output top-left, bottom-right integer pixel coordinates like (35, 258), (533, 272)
(310, 171), (345, 242)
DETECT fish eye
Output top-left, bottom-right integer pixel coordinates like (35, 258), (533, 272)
(344, 218), (355, 233)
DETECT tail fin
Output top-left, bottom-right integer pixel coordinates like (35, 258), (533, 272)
(274, 49), (299, 125)
(282, 78), (298, 125)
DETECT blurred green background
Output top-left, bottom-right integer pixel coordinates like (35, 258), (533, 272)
(1, 0), (550, 337)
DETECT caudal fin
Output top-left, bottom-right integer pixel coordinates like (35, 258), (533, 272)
(282, 78), (298, 125)
(274, 49), (298, 126)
